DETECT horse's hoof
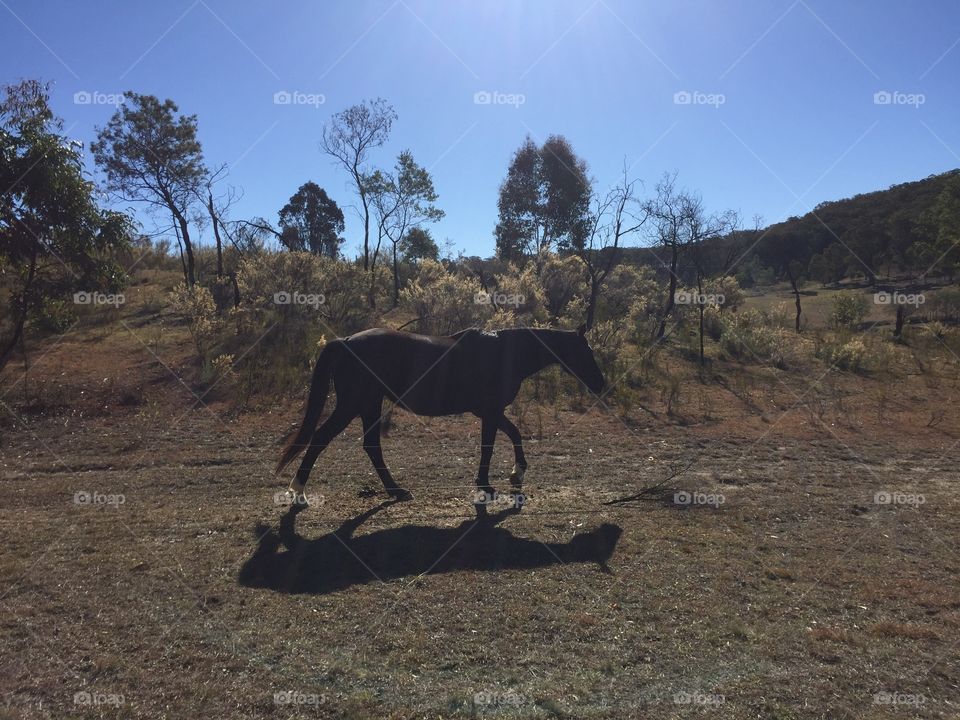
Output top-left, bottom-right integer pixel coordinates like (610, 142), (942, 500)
(286, 490), (310, 509)
(387, 487), (413, 501)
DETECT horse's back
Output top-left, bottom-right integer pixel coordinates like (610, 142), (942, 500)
(337, 327), (499, 414)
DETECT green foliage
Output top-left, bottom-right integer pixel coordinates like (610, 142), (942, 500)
(828, 292), (869, 330)
(0, 79), (131, 370)
(494, 135), (591, 260)
(278, 182), (345, 257)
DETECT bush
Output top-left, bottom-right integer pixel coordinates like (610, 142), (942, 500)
(538, 253), (587, 318)
(400, 260), (491, 335)
(829, 292), (868, 330)
(719, 309), (793, 368)
(817, 336), (867, 372)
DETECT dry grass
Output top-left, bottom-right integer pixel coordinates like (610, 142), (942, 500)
(1, 279), (959, 718)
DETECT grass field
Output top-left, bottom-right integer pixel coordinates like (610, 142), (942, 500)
(1, 281), (959, 719)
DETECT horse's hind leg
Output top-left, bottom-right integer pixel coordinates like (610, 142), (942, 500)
(361, 404), (411, 501)
(498, 415), (527, 491)
(290, 407), (354, 504)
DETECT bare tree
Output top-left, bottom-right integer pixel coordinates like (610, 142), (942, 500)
(320, 99), (396, 271)
(686, 206), (739, 363)
(645, 173), (737, 343)
(572, 168), (648, 329)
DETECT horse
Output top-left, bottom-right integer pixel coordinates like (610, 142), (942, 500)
(275, 325), (606, 514)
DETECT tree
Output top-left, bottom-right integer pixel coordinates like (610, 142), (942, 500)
(320, 98), (396, 271)
(494, 135), (591, 262)
(644, 173), (736, 342)
(367, 151), (444, 306)
(572, 168), (647, 330)
(92, 93), (206, 286)
(785, 260), (805, 333)
(0, 80), (130, 373)
(919, 175), (960, 280)
(402, 226), (439, 263)
(277, 182), (345, 257)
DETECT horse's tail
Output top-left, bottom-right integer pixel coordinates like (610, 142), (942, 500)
(275, 340), (343, 474)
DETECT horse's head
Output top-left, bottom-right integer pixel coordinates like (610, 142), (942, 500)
(562, 325), (606, 394)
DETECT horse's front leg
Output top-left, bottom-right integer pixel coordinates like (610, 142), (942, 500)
(473, 415), (498, 517)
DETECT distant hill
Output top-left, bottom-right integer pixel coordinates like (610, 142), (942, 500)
(624, 169), (960, 287)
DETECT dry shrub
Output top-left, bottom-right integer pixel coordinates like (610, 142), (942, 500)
(538, 253), (588, 318)
(400, 259), (491, 335)
(719, 309), (794, 368)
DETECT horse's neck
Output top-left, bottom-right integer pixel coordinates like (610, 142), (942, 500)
(509, 330), (565, 378)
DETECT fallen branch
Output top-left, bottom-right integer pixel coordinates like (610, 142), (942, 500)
(602, 457), (697, 505)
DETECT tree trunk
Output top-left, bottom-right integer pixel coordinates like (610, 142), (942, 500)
(172, 209), (196, 286)
(894, 304), (905, 338)
(392, 242), (400, 307)
(0, 249), (37, 375)
(697, 273), (705, 365)
(585, 276), (600, 331)
(657, 244), (679, 339)
(207, 190), (223, 279)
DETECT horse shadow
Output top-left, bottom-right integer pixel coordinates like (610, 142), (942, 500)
(238, 503), (622, 595)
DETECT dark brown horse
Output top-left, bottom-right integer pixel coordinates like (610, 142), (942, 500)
(276, 326), (605, 514)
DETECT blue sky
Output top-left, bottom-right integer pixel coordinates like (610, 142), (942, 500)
(2, 0), (958, 257)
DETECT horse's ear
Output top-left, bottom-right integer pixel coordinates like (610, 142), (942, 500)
(577, 323), (587, 337)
